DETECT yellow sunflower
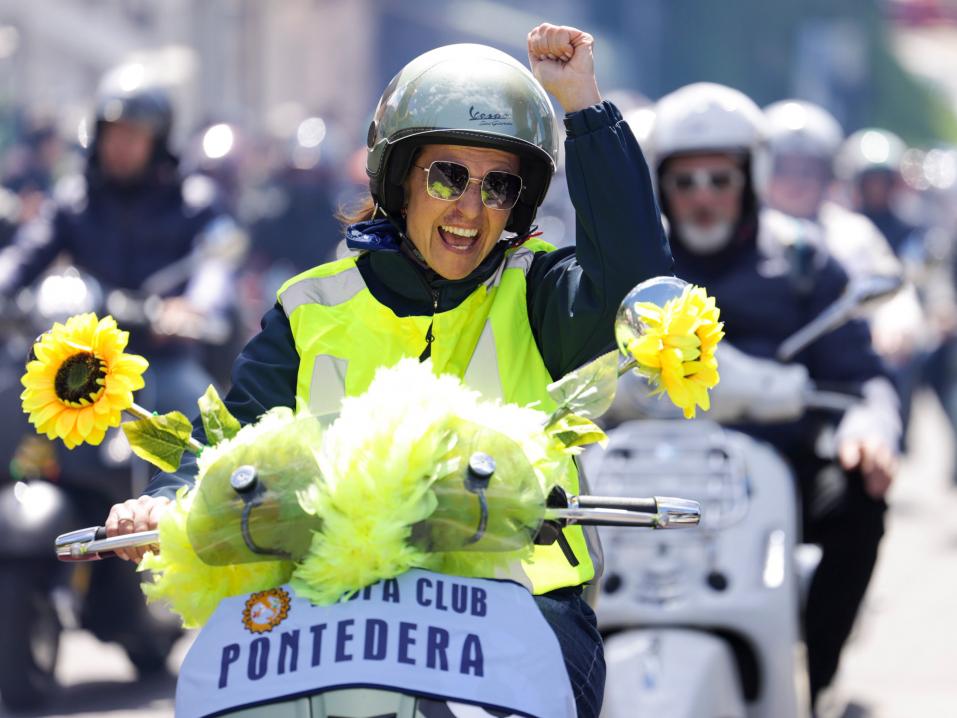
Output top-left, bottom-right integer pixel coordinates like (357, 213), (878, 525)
(21, 313), (149, 449)
(626, 285), (724, 419)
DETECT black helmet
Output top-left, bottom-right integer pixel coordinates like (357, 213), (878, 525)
(366, 44), (559, 238)
(93, 64), (174, 148)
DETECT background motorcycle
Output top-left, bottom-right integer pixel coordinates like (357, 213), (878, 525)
(591, 275), (900, 718)
(0, 266), (230, 711)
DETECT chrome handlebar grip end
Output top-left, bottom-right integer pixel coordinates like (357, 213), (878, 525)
(653, 497), (701, 528)
(54, 526), (159, 562)
(55, 526), (105, 562)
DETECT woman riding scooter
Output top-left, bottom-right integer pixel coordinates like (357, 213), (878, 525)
(105, 23), (673, 717)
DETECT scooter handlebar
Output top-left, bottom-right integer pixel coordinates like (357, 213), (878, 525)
(54, 526), (159, 562)
(54, 493), (701, 563)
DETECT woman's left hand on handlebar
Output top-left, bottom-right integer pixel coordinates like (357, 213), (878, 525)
(839, 437), (898, 499)
(527, 23), (601, 114)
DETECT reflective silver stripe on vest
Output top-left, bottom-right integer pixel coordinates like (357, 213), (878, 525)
(279, 266), (366, 316)
(464, 247), (535, 403)
(309, 354), (348, 417)
(462, 320), (503, 399)
(484, 246), (536, 290)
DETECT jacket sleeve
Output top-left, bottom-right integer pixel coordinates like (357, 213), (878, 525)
(526, 100), (673, 379)
(144, 303), (300, 499)
(0, 205), (69, 296)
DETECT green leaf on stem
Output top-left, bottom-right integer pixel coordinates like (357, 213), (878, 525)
(122, 411), (194, 472)
(546, 350), (620, 424)
(547, 413), (608, 450)
(198, 384), (241, 446)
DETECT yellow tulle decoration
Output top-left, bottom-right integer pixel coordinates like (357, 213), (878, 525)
(139, 486), (292, 629)
(140, 361), (574, 624)
(626, 285), (724, 419)
(292, 358), (571, 605)
(20, 313), (148, 448)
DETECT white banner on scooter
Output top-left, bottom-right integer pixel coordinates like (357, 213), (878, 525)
(176, 569), (575, 718)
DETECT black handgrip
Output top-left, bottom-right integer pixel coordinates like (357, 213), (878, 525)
(94, 526), (108, 540)
(576, 496), (657, 513)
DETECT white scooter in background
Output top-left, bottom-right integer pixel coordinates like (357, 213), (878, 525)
(590, 275), (900, 718)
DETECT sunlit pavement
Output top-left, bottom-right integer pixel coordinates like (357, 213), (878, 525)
(0, 628), (191, 718)
(3, 394), (956, 718)
(823, 391), (957, 718)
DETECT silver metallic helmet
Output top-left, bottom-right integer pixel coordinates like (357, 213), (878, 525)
(366, 43), (560, 237)
(650, 82), (770, 195)
(834, 128), (907, 181)
(764, 100), (844, 160)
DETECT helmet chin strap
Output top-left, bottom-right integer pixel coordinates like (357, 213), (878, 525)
(676, 220), (735, 254)
(375, 202), (413, 245)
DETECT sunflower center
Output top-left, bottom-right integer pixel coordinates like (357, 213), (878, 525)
(54, 352), (107, 406)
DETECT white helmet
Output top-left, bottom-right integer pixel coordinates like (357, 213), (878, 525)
(764, 100), (844, 160)
(623, 106), (656, 146)
(834, 128), (906, 181)
(650, 82), (770, 195)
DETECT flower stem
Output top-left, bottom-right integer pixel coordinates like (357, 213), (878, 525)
(618, 357), (638, 377)
(123, 402), (205, 455)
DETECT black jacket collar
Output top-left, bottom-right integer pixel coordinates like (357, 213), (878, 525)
(348, 218), (508, 317)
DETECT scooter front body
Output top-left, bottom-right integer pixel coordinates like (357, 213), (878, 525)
(586, 420), (810, 718)
(603, 628), (747, 718)
(174, 570), (575, 718)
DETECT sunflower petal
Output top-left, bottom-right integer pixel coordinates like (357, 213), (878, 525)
(55, 409), (77, 438)
(76, 408), (95, 438)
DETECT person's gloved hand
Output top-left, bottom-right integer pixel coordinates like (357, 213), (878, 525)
(838, 437), (898, 499)
(834, 377), (901, 499)
(152, 296), (206, 341)
(707, 343), (810, 423)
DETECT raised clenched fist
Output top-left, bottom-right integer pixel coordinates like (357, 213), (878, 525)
(527, 23), (601, 114)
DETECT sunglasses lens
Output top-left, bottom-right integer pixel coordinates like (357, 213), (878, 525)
(481, 171), (522, 210)
(666, 169), (742, 194)
(427, 161), (469, 201)
(671, 174), (696, 192)
(710, 172), (735, 189)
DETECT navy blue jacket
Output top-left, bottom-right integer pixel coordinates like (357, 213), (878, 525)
(147, 100), (673, 498)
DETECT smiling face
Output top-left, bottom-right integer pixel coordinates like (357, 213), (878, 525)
(403, 144), (520, 280)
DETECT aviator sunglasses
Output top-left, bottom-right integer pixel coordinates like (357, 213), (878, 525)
(415, 160), (524, 210)
(661, 167), (746, 195)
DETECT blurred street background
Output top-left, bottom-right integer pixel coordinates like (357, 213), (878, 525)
(1, 0), (956, 716)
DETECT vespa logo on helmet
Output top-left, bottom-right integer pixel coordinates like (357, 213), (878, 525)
(468, 106), (512, 128)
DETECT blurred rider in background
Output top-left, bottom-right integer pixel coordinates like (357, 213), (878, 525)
(764, 101), (926, 435)
(0, 67), (246, 693)
(645, 82), (901, 706)
(836, 128), (957, 450)
(0, 66), (246, 423)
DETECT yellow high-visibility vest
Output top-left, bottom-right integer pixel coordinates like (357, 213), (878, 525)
(277, 239), (599, 594)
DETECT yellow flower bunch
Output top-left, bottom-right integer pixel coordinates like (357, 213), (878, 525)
(20, 313), (148, 448)
(625, 285), (724, 419)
